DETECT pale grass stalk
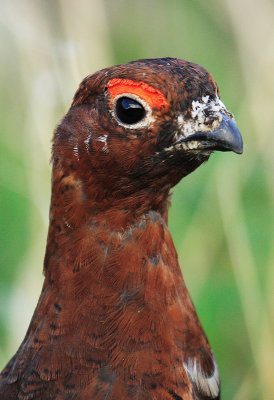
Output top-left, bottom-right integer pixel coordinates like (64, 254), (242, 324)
(177, 182), (221, 297)
(216, 162), (273, 398)
(1, 0), (112, 363)
(221, 1), (274, 396)
(232, 371), (254, 400)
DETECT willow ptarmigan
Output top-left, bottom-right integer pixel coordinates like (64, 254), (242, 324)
(0, 58), (243, 400)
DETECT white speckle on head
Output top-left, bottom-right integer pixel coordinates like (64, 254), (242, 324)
(97, 134), (108, 143)
(97, 134), (108, 152)
(183, 353), (220, 398)
(64, 218), (72, 229)
(84, 134), (92, 153)
(177, 114), (184, 126)
(73, 145), (79, 161)
(201, 95), (210, 104)
(217, 98), (227, 110)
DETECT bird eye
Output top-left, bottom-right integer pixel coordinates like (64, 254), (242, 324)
(115, 96), (146, 125)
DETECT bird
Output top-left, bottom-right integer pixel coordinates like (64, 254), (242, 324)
(0, 57), (243, 400)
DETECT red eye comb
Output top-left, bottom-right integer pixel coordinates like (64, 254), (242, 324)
(107, 78), (168, 110)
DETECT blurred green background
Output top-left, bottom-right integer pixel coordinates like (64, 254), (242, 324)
(0, 0), (273, 398)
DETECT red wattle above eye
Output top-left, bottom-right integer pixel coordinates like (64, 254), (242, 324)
(107, 78), (168, 110)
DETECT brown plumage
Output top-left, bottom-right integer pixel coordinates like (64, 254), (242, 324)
(0, 58), (243, 400)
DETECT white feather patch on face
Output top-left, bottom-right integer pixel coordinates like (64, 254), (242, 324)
(177, 96), (232, 139)
(183, 353), (220, 398)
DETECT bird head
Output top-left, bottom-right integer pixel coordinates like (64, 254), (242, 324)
(52, 58), (242, 217)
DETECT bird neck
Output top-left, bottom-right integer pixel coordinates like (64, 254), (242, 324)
(26, 176), (213, 394)
(43, 165), (199, 341)
(43, 196), (197, 343)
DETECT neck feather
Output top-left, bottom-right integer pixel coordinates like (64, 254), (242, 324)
(21, 167), (214, 392)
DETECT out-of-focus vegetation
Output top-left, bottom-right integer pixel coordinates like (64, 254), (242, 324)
(0, 0), (273, 398)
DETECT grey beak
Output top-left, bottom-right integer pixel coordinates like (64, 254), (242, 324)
(177, 113), (243, 154)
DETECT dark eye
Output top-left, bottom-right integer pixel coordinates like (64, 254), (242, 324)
(115, 97), (145, 125)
